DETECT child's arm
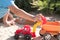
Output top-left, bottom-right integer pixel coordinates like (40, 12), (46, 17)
(8, 1), (35, 22)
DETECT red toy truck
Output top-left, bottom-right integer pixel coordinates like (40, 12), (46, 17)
(14, 25), (35, 40)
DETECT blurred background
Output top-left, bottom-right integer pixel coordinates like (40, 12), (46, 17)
(14, 0), (60, 16)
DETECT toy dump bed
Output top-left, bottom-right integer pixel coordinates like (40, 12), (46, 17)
(42, 21), (60, 32)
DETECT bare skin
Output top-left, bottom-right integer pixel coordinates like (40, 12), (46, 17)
(8, 5), (35, 22)
(3, 1), (37, 26)
(3, 11), (15, 26)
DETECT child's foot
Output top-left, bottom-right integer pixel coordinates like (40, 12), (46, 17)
(4, 19), (15, 27)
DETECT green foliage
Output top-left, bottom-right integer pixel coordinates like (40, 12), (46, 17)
(14, 0), (31, 12)
(32, 0), (60, 14)
(14, 0), (39, 12)
(14, 0), (60, 14)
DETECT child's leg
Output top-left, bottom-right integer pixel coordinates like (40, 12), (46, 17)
(8, 13), (15, 25)
(8, 13), (13, 21)
(3, 12), (15, 26)
(3, 12), (9, 26)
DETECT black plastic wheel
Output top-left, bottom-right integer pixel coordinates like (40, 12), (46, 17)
(57, 33), (60, 40)
(43, 33), (51, 40)
(24, 34), (31, 40)
(14, 34), (19, 40)
(14, 33), (25, 40)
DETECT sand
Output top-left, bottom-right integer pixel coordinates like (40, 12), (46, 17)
(0, 23), (40, 40)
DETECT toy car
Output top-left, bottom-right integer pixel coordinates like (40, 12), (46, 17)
(14, 25), (36, 40)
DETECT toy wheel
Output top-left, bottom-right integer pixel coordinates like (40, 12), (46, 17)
(57, 33), (60, 40)
(43, 33), (51, 40)
(18, 33), (24, 40)
(24, 34), (31, 40)
(14, 33), (25, 40)
(14, 34), (19, 40)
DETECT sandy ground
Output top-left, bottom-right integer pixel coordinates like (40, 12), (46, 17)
(0, 23), (40, 40)
(0, 16), (59, 40)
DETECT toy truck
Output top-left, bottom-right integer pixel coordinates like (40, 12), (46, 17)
(14, 25), (35, 40)
(33, 21), (60, 40)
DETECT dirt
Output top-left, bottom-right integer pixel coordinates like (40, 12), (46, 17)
(33, 36), (57, 40)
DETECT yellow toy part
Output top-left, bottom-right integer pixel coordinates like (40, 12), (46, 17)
(33, 21), (42, 32)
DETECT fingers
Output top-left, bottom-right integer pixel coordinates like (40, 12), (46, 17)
(35, 14), (41, 21)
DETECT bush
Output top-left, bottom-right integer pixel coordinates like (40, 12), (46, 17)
(14, 0), (39, 12)
(14, 0), (60, 15)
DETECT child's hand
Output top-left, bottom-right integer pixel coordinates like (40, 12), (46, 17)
(35, 14), (41, 22)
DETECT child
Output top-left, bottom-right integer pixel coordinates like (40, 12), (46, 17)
(3, 10), (15, 26)
(0, 0), (15, 26)
(0, 0), (37, 26)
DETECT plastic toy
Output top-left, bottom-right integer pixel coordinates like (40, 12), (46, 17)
(33, 20), (60, 40)
(14, 25), (36, 40)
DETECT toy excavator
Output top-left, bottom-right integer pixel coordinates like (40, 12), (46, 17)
(33, 17), (60, 40)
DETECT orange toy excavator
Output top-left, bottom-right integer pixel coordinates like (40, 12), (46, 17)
(33, 15), (60, 40)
